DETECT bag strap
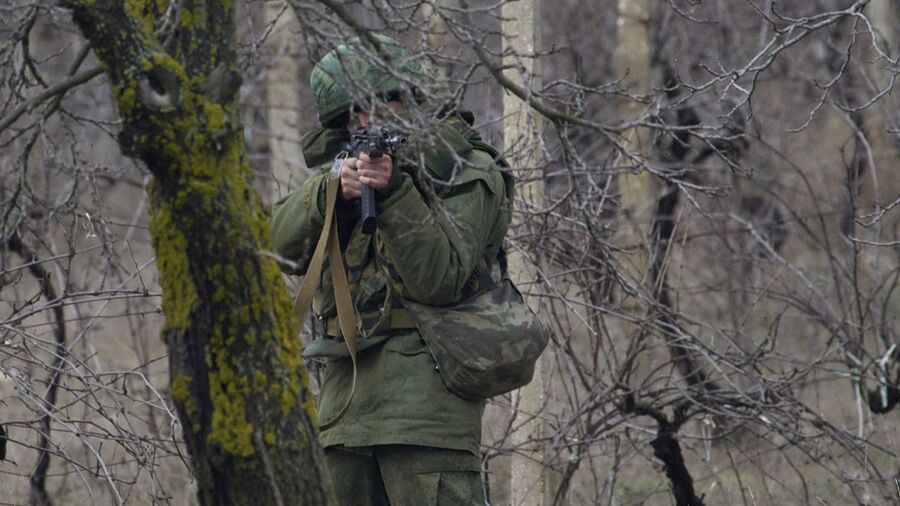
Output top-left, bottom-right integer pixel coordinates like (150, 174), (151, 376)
(324, 308), (416, 336)
(293, 176), (359, 430)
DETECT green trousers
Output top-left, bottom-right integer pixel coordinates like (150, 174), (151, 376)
(323, 445), (485, 506)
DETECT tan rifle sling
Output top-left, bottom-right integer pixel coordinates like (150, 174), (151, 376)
(292, 176), (358, 430)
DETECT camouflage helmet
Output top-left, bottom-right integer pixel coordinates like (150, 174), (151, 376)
(310, 35), (422, 128)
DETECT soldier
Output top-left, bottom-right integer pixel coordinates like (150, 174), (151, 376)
(270, 35), (511, 505)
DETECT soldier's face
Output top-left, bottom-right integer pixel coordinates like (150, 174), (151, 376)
(349, 100), (404, 131)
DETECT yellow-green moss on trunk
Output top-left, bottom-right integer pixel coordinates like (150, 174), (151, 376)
(67, 0), (330, 501)
(148, 123), (316, 456)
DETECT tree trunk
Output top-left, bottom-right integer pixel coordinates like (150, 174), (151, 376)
(869, 0), (898, 54)
(65, 1), (329, 504)
(422, 0), (450, 78)
(502, 0), (551, 504)
(614, 0), (655, 260)
(264, 2), (305, 204)
(866, 0), (900, 149)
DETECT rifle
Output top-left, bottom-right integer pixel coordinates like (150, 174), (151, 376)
(349, 127), (407, 234)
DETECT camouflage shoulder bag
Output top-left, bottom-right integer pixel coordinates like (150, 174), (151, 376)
(401, 263), (548, 400)
(398, 119), (547, 400)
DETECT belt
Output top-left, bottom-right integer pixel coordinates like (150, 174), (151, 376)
(324, 308), (417, 337)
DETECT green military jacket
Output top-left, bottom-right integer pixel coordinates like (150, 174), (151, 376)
(270, 116), (511, 454)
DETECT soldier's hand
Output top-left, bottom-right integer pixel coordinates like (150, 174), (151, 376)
(339, 157), (362, 200)
(339, 153), (393, 200)
(357, 152), (393, 191)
